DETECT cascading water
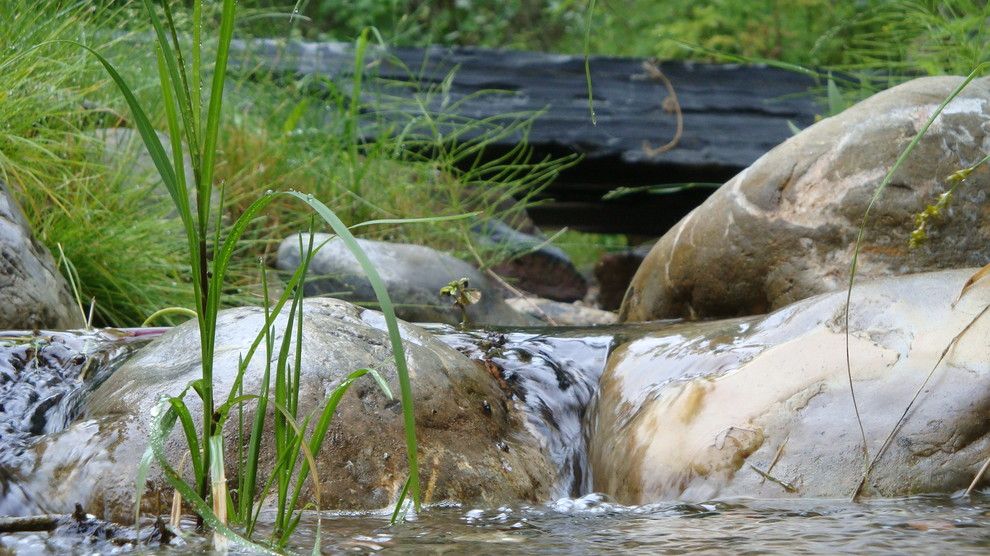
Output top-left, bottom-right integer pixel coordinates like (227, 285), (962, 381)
(429, 325), (615, 498)
(0, 330), (154, 485)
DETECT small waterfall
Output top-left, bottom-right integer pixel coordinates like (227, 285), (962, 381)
(431, 326), (614, 498)
(0, 330), (149, 470)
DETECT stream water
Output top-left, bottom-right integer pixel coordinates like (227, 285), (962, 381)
(1, 326), (988, 553)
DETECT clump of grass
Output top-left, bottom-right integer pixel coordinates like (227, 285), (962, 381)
(0, 1), (200, 327)
(0, 1), (107, 209)
(78, 0), (427, 550)
(31, 148), (194, 327)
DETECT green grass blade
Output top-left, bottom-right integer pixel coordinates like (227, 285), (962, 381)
(347, 212), (480, 229)
(148, 401), (276, 554)
(284, 191), (421, 510)
(140, 0), (202, 193)
(291, 228), (315, 417)
(133, 447), (155, 527)
(192, 0), (203, 140)
(389, 477), (411, 525)
(168, 396), (204, 488)
(269, 401), (323, 545)
(200, 0), (237, 226)
(286, 368), (392, 515)
(582, 0), (597, 125)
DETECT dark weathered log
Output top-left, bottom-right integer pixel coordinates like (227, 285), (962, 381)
(232, 40), (823, 235)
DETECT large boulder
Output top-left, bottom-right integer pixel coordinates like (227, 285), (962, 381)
(590, 269), (990, 503)
(277, 234), (537, 327)
(1, 299), (554, 520)
(0, 180), (84, 330)
(621, 76), (990, 322)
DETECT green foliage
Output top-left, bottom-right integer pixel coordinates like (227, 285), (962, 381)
(552, 229), (628, 269)
(1, 0), (574, 329)
(258, 0), (579, 49)
(270, 1), (990, 82)
(0, 1), (196, 327)
(219, 42), (577, 267)
(0, 1), (106, 205)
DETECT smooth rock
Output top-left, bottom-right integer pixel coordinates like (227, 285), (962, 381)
(621, 76), (990, 321)
(591, 269), (990, 503)
(505, 296), (617, 326)
(1, 299), (554, 520)
(276, 234), (537, 327)
(474, 220), (588, 302)
(0, 180), (84, 330)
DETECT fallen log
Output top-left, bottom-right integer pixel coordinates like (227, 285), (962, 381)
(232, 40), (823, 235)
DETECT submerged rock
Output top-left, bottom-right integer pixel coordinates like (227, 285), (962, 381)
(277, 234), (537, 327)
(622, 76), (990, 322)
(591, 269), (990, 503)
(0, 180), (84, 330)
(2, 299), (554, 521)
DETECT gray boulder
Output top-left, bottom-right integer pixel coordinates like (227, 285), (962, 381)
(591, 269), (990, 503)
(622, 76), (990, 322)
(277, 234), (537, 327)
(1, 298), (554, 520)
(0, 180), (84, 330)
(473, 220), (588, 302)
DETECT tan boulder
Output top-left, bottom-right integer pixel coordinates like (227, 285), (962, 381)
(592, 269), (990, 503)
(621, 76), (990, 321)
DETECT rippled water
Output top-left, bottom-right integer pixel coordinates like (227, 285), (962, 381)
(2, 325), (988, 554)
(4, 494), (988, 554)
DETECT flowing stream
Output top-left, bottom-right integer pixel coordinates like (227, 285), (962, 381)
(0, 326), (988, 553)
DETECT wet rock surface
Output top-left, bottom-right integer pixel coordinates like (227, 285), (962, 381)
(0, 331), (139, 471)
(1, 299), (555, 520)
(592, 269), (990, 503)
(277, 234), (537, 327)
(0, 180), (84, 330)
(622, 76), (990, 321)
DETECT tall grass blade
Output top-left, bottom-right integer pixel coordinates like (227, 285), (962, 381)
(285, 191), (422, 510)
(582, 0), (597, 125)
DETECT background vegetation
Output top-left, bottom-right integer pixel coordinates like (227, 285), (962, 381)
(3, 0), (989, 328)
